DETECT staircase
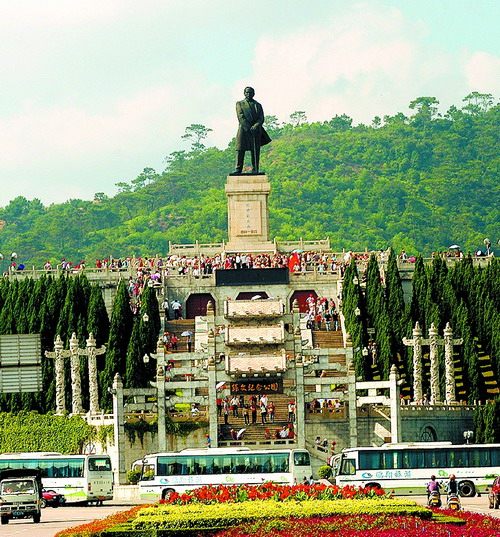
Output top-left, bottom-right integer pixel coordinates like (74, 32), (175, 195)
(312, 329), (344, 349)
(217, 391), (297, 443)
(163, 319), (196, 352)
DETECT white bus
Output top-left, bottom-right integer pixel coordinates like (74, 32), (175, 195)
(332, 442), (500, 497)
(0, 452), (113, 504)
(139, 447), (312, 500)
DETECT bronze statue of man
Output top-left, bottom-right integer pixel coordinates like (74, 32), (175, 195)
(234, 87), (271, 174)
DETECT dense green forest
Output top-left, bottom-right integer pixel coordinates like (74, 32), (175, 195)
(0, 93), (498, 267)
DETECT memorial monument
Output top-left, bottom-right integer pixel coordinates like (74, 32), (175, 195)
(225, 87), (274, 252)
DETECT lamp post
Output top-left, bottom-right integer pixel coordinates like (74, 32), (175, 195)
(463, 430), (473, 444)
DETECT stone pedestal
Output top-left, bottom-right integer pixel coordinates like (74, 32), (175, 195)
(225, 174), (275, 252)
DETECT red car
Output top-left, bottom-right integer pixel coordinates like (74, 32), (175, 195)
(488, 477), (500, 509)
(41, 489), (66, 508)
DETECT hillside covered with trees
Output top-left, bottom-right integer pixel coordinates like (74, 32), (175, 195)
(0, 93), (498, 267)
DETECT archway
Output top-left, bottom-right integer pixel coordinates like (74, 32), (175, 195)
(289, 290), (318, 313)
(185, 293), (216, 318)
(420, 425), (438, 442)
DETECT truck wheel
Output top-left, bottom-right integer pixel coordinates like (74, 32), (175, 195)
(1, 516), (8, 525)
(33, 513), (41, 523)
(161, 488), (175, 500)
(458, 480), (475, 498)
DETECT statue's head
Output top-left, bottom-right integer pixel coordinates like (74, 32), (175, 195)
(244, 87), (255, 100)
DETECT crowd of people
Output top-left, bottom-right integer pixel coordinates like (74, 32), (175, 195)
(303, 294), (340, 331)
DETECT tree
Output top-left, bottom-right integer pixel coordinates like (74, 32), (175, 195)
(289, 111), (307, 127)
(124, 317), (149, 388)
(181, 124), (212, 152)
(409, 97), (440, 125)
(100, 280), (133, 410)
(462, 92), (494, 115)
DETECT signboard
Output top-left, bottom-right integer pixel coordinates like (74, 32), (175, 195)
(0, 334), (42, 393)
(216, 268), (289, 287)
(230, 378), (283, 396)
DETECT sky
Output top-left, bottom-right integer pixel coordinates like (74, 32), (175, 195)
(0, 0), (498, 208)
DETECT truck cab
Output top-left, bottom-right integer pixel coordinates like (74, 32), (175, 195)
(0, 469), (42, 524)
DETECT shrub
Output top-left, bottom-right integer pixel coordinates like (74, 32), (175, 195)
(126, 469), (142, 485)
(318, 465), (333, 479)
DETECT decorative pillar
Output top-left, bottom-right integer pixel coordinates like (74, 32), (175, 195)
(111, 373), (126, 484)
(347, 358), (358, 448)
(69, 333), (83, 414)
(295, 358), (305, 449)
(44, 335), (71, 415)
(428, 323), (441, 404)
(150, 337), (167, 452)
(443, 323), (462, 404)
(403, 323), (423, 403)
(389, 365), (402, 442)
(83, 333), (106, 413)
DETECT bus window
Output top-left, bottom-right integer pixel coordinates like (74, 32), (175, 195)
(293, 452), (310, 467)
(88, 457), (112, 472)
(424, 450), (447, 468)
(359, 451), (382, 470)
(340, 458), (356, 475)
(382, 451), (396, 470)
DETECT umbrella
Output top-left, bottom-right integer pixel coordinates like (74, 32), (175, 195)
(216, 381), (226, 390)
(448, 245), (460, 249)
(181, 331), (193, 337)
(251, 295), (262, 300)
(236, 428), (246, 440)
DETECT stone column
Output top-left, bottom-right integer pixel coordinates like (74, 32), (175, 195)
(428, 323), (441, 404)
(347, 359), (358, 448)
(389, 365), (402, 442)
(69, 333), (83, 414)
(444, 323), (462, 404)
(111, 373), (126, 484)
(155, 339), (167, 452)
(295, 358), (305, 449)
(84, 333), (106, 413)
(403, 323), (423, 403)
(44, 335), (70, 415)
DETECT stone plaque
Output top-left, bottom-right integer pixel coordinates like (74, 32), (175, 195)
(236, 200), (262, 236)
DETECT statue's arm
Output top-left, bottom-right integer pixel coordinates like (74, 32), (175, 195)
(236, 101), (251, 132)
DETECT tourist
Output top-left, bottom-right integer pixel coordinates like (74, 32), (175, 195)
(268, 401), (275, 423)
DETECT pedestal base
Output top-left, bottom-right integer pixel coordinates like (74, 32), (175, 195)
(225, 174), (273, 252)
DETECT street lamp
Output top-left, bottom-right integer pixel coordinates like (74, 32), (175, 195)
(362, 347), (369, 357)
(143, 354), (150, 364)
(142, 313), (149, 323)
(354, 307), (361, 317)
(463, 430), (473, 444)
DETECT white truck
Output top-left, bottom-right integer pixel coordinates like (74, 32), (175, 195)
(0, 469), (43, 524)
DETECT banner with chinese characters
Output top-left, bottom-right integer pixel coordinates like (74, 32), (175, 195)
(230, 379), (283, 395)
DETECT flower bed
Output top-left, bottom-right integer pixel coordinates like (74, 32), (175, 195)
(215, 511), (500, 537)
(130, 499), (430, 533)
(159, 483), (388, 505)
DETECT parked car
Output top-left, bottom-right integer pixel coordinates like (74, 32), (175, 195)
(488, 477), (500, 509)
(41, 489), (66, 508)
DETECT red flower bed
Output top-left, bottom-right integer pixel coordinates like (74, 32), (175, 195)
(54, 504), (149, 537)
(159, 482), (387, 505)
(214, 511), (500, 537)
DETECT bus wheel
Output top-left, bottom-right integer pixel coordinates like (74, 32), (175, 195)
(458, 480), (475, 498)
(1, 516), (9, 525)
(365, 483), (381, 491)
(161, 488), (175, 500)
(33, 513), (41, 523)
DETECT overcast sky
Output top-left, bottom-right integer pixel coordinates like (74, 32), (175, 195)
(0, 0), (498, 208)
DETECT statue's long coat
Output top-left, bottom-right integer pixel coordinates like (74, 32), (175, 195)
(235, 98), (272, 151)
